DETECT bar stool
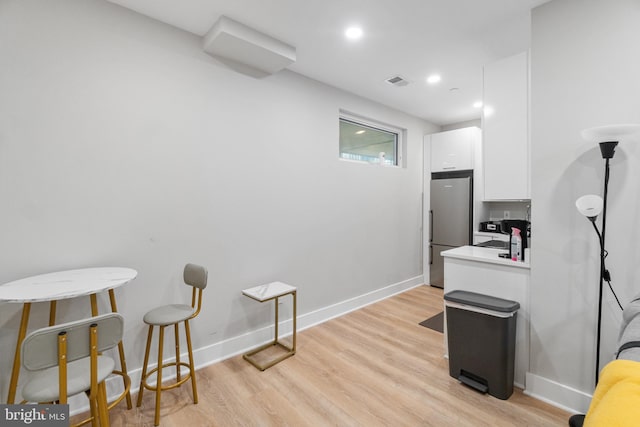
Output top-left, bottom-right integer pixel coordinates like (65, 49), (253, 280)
(136, 264), (208, 426)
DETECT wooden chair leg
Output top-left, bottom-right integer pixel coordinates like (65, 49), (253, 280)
(137, 325), (154, 407)
(185, 319), (198, 404)
(154, 326), (165, 426)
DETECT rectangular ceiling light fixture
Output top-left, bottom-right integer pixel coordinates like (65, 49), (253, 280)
(202, 16), (296, 75)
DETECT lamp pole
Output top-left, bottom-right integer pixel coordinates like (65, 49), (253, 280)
(595, 141), (617, 385)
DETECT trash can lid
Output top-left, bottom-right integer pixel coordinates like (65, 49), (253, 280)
(444, 290), (520, 313)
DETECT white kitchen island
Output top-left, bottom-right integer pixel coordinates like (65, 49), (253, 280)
(441, 245), (530, 388)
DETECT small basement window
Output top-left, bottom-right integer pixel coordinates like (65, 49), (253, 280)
(339, 113), (403, 166)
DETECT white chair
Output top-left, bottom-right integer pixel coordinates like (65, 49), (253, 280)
(136, 263), (208, 426)
(20, 313), (129, 427)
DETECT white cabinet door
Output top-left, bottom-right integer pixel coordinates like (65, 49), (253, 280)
(429, 128), (477, 172)
(483, 51), (529, 200)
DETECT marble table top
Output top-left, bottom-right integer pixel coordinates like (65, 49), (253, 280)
(242, 281), (296, 302)
(0, 267), (137, 303)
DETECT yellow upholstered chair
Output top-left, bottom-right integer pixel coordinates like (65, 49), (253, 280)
(20, 313), (129, 427)
(136, 263), (208, 425)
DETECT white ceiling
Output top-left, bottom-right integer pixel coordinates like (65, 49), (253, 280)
(107, 0), (550, 126)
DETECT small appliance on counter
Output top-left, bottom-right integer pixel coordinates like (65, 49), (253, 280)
(479, 220), (504, 234)
(500, 219), (530, 261)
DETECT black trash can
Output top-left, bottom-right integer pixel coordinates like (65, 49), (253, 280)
(444, 290), (520, 400)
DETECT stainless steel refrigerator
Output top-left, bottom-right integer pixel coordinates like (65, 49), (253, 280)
(429, 171), (473, 288)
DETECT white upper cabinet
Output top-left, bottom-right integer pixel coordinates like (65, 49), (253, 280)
(482, 51), (530, 200)
(428, 127), (479, 173)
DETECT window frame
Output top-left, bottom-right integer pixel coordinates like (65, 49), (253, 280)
(338, 111), (405, 167)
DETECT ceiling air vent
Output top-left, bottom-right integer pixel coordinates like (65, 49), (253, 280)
(385, 75), (409, 87)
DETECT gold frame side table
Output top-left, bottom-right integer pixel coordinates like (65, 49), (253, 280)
(242, 282), (297, 371)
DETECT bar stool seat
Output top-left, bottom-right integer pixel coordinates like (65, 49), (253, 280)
(143, 304), (195, 326)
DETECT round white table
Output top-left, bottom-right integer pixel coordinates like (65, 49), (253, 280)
(0, 267), (137, 405)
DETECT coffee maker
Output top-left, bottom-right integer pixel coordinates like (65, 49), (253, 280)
(501, 219), (530, 261)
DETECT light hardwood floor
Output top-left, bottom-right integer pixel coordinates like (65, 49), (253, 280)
(87, 285), (571, 426)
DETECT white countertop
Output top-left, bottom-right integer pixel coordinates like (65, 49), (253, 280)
(441, 246), (530, 269)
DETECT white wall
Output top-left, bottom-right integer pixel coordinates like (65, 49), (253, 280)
(0, 0), (437, 404)
(528, 0), (640, 412)
(441, 119), (481, 132)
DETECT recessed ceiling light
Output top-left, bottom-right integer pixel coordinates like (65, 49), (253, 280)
(345, 26), (363, 40)
(473, 101), (483, 108)
(426, 74), (441, 84)
(356, 130), (366, 134)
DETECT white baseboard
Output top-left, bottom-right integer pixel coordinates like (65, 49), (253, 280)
(524, 372), (593, 414)
(191, 274), (424, 372)
(73, 275), (425, 415)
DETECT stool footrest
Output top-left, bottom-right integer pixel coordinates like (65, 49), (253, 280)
(140, 361), (193, 392)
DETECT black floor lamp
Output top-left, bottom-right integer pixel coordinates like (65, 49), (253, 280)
(575, 124), (640, 386)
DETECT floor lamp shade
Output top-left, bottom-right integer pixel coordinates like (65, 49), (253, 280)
(576, 195), (603, 220)
(581, 124), (640, 144)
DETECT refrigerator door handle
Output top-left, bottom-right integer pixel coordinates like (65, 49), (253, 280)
(429, 245), (433, 265)
(429, 210), (433, 242)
